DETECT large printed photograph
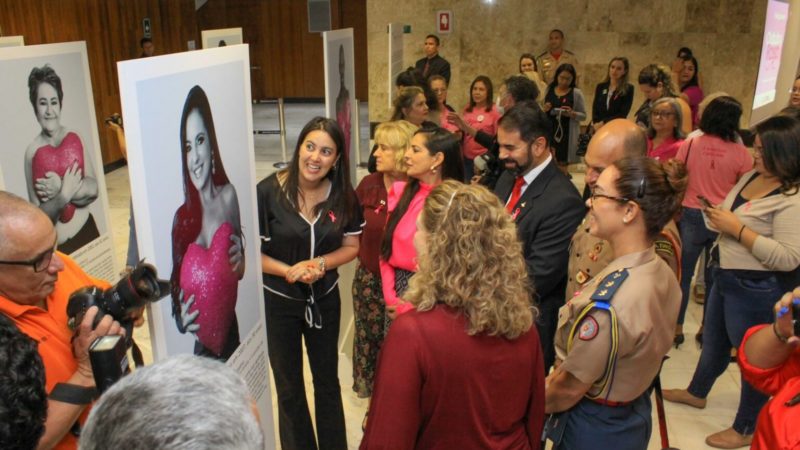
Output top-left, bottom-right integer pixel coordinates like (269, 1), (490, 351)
(0, 42), (116, 280)
(118, 44), (273, 439)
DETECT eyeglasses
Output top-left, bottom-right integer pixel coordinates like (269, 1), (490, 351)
(590, 191), (631, 204)
(0, 241), (57, 272)
(651, 110), (675, 119)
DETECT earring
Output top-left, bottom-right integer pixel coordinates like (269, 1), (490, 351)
(622, 218), (629, 224)
(431, 166), (438, 174)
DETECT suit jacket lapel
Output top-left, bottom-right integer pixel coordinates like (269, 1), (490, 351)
(514, 160), (558, 222)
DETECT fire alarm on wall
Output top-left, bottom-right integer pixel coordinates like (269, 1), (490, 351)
(436, 11), (452, 34)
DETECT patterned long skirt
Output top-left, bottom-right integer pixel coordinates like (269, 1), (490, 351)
(351, 263), (385, 398)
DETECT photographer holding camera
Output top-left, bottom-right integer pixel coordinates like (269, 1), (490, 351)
(0, 191), (135, 450)
(738, 287), (800, 450)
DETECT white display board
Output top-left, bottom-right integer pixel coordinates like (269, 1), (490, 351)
(323, 28), (357, 185)
(750, 0), (800, 125)
(388, 23), (404, 109)
(0, 41), (117, 280)
(0, 35), (24, 47)
(117, 45), (274, 443)
(201, 27), (243, 49)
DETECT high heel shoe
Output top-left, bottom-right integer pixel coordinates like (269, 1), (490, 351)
(674, 333), (685, 348)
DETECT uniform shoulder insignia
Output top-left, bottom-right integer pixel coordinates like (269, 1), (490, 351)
(577, 316), (599, 341)
(590, 269), (629, 302)
(654, 239), (674, 256)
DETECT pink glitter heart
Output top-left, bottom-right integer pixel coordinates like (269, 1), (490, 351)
(31, 132), (84, 223)
(180, 221), (239, 356)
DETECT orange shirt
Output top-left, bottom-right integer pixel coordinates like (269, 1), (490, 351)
(0, 252), (109, 450)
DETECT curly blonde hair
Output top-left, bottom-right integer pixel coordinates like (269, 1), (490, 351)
(404, 180), (536, 339)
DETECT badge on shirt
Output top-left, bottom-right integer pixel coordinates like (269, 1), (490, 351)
(477, 114), (485, 122)
(575, 270), (589, 285)
(578, 316), (599, 341)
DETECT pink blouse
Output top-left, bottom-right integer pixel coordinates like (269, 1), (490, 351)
(462, 106), (500, 160)
(379, 181), (433, 315)
(647, 136), (684, 162)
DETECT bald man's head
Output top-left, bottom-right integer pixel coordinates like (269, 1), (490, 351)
(0, 191), (50, 258)
(584, 119), (646, 189)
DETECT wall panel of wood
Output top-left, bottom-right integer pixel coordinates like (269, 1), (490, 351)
(0, 0), (367, 164)
(0, 0), (197, 165)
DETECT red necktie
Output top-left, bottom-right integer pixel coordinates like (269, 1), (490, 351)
(506, 177), (525, 213)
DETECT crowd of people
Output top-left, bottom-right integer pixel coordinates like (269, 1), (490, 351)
(2, 28), (800, 450)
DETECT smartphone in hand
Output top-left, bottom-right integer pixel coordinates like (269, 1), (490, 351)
(697, 195), (713, 209)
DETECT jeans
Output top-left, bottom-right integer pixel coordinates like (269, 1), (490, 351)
(686, 268), (780, 434)
(266, 288), (347, 450)
(677, 207), (718, 326)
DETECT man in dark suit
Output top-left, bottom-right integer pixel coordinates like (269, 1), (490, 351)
(415, 34), (450, 83)
(494, 104), (584, 373)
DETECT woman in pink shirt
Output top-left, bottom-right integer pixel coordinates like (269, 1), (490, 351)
(646, 97), (685, 162)
(380, 126), (464, 326)
(673, 96), (752, 346)
(461, 76), (500, 180)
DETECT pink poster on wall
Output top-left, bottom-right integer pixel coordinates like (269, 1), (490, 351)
(752, 0), (790, 109)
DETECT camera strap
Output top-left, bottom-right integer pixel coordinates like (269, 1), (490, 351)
(50, 383), (97, 405)
(130, 338), (145, 367)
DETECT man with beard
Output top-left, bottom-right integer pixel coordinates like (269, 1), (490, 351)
(494, 104), (584, 373)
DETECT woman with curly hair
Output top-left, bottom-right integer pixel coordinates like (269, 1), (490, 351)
(362, 180), (545, 449)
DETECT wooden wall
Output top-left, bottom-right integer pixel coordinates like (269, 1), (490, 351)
(0, 0), (368, 165)
(196, 0), (368, 101)
(0, 0), (197, 165)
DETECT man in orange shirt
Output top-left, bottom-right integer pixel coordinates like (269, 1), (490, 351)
(0, 191), (125, 450)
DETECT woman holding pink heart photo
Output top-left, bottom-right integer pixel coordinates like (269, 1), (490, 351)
(24, 64), (100, 254)
(170, 85), (245, 361)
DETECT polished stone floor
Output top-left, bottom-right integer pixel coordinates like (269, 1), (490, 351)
(103, 103), (743, 450)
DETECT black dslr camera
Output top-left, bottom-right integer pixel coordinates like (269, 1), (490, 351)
(66, 262), (169, 392)
(67, 261), (169, 332)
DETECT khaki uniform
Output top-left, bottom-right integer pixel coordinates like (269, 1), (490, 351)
(554, 247), (681, 401)
(565, 212), (681, 300)
(537, 50), (580, 85)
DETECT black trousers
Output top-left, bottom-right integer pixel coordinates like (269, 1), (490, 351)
(537, 296), (561, 374)
(265, 288), (347, 450)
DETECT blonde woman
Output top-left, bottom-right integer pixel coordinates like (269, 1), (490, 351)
(362, 180), (545, 449)
(351, 121), (414, 403)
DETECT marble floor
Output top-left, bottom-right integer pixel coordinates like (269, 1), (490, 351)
(103, 103), (745, 450)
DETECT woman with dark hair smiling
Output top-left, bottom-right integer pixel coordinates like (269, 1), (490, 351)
(171, 85), (244, 361)
(380, 126), (463, 324)
(519, 52), (547, 97)
(546, 156), (686, 450)
(672, 96), (752, 347)
(543, 63), (586, 168)
(461, 75), (500, 179)
(362, 181), (545, 449)
(257, 117), (362, 450)
(591, 57), (634, 131)
(664, 115), (800, 449)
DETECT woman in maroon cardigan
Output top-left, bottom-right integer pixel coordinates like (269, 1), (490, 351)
(351, 121), (415, 402)
(362, 180), (545, 450)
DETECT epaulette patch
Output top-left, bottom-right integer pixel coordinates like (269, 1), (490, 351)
(590, 269), (629, 302)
